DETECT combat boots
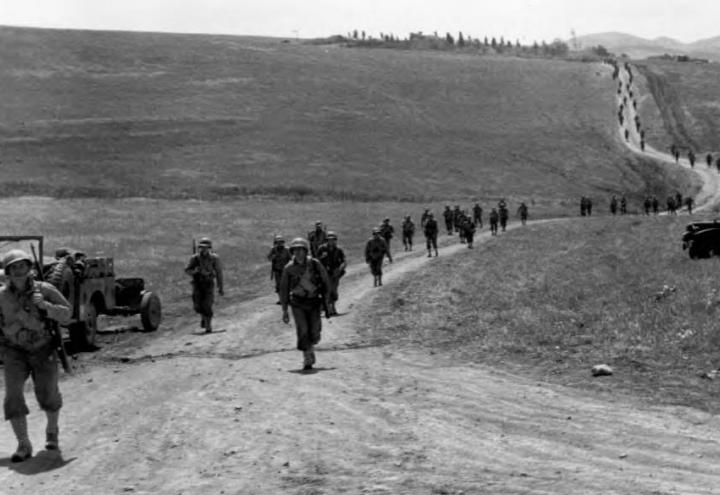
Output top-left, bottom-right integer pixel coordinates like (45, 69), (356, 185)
(46, 411), (60, 450)
(10, 416), (32, 462)
(205, 317), (213, 333)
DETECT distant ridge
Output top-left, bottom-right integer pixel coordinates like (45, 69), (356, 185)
(576, 31), (720, 61)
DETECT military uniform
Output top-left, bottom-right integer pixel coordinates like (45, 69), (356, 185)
(489, 208), (499, 235)
(443, 207), (454, 235)
(279, 238), (330, 370)
(461, 218), (476, 248)
(424, 213), (439, 257)
(267, 238), (291, 301)
(499, 205), (509, 232)
(307, 222), (327, 258)
(0, 250), (71, 462)
(517, 203), (528, 225)
(316, 232), (346, 316)
(379, 219), (394, 252)
(185, 238), (223, 333)
(365, 230), (392, 287)
(401, 216), (415, 251)
(472, 204), (483, 228)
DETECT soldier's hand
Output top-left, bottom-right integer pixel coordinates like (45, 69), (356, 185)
(31, 291), (48, 310)
(282, 311), (290, 324)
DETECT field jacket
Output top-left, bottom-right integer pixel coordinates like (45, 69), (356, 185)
(186, 252), (224, 291)
(0, 279), (71, 352)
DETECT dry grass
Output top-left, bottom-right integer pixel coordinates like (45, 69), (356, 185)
(635, 59), (720, 154)
(358, 214), (720, 412)
(0, 26), (698, 205)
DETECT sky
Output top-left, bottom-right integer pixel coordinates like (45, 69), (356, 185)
(0, 0), (718, 44)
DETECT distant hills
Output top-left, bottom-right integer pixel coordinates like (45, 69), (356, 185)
(576, 32), (720, 61)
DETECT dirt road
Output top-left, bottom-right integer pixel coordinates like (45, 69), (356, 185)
(2, 65), (720, 494)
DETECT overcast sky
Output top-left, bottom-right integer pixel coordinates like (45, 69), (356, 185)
(0, 0), (717, 44)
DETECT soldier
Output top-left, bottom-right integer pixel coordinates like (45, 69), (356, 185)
(267, 235), (291, 304)
(0, 249), (71, 461)
(620, 196), (627, 215)
(316, 231), (346, 316)
(652, 196), (659, 215)
(666, 196), (676, 215)
(685, 196), (694, 215)
(279, 238), (330, 371)
(443, 206), (454, 235)
(580, 196), (587, 217)
(452, 205), (463, 234)
(498, 203), (509, 232)
(706, 153), (713, 168)
(307, 221), (327, 258)
(472, 203), (483, 228)
(586, 197), (593, 216)
(610, 195), (618, 215)
(517, 202), (529, 225)
(365, 228), (393, 287)
(688, 150), (696, 168)
(401, 215), (415, 251)
(489, 208), (499, 236)
(675, 191), (683, 209)
(185, 237), (224, 333)
(461, 217), (476, 249)
(420, 208), (431, 230)
(423, 212), (439, 257)
(378, 218), (395, 251)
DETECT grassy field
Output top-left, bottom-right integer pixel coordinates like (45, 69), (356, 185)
(0, 26), (697, 207)
(357, 214), (720, 412)
(635, 59), (720, 154)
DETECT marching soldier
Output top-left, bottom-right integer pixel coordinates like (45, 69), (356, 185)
(620, 196), (627, 215)
(499, 203), (509, 232)
(517, 202), (529, 225)
(424, 212), (439, 257)
(316, 231), (346, 316)
(185, 237), (224, 333)
(420, 208), (431, 230)
(365, 227), (392, 287)
(489, 208), (499, 236)
(610, 195), (618, 215)
(267, 235), (291, 304)
(401, 215), (415, 251)
(279, 238), (330, 371)
(643, 196), (651, 215)
(0, 249), (71, 461)
(461, 217), (476, 249)
(307, 221), (327, 258)
(443, 206), (454, 235)
(379, 218), (395, 252)
(472, 203), (483, 228)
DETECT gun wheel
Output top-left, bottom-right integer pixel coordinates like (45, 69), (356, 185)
(140, 291), (162, 332)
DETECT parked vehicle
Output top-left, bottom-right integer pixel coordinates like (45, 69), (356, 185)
(682, 221), (720, 259)
(0, 236), (161, 349)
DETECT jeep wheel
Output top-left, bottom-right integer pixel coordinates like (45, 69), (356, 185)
(70, 303), (98, 349)
(140, 291), (161, 332)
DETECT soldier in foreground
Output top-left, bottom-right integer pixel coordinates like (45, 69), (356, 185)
(185, 237), (224, 333)
(279, 238), (330, 371)
(316, 231), (346, 316)
(424, 212), (439, 257)
(401, 215), (415, 251)
(267, 235), (291, 304)
(0, 249), (71, 461)
(365, 228), (393, 287)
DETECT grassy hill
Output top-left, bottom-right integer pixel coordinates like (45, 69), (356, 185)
(0, 26), (697, 210)
(634, 58), (720, 154)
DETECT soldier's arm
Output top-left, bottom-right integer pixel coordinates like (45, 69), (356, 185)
(39, 283), (71, 325)
(185, 256), (198, 276)
(279, 268), (290, 313)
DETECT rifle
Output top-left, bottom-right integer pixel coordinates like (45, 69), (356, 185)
(30, 244), (71, 374)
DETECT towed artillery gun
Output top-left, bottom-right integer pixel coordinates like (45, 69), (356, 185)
(0, 236), (162, 349)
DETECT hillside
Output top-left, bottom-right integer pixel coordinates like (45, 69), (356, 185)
(0, 26), (695, 208)
(634, 58), (720, 153)
(577, 31), (720, 61)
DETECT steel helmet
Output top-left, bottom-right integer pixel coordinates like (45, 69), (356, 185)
(274, 235), (285, 243)
(198, 237), (212, 248)
(326, 231), (338, 240)
(289, 237), (309, 252)
(2, 249), (33, 275)
(372, 227), (381, 234)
